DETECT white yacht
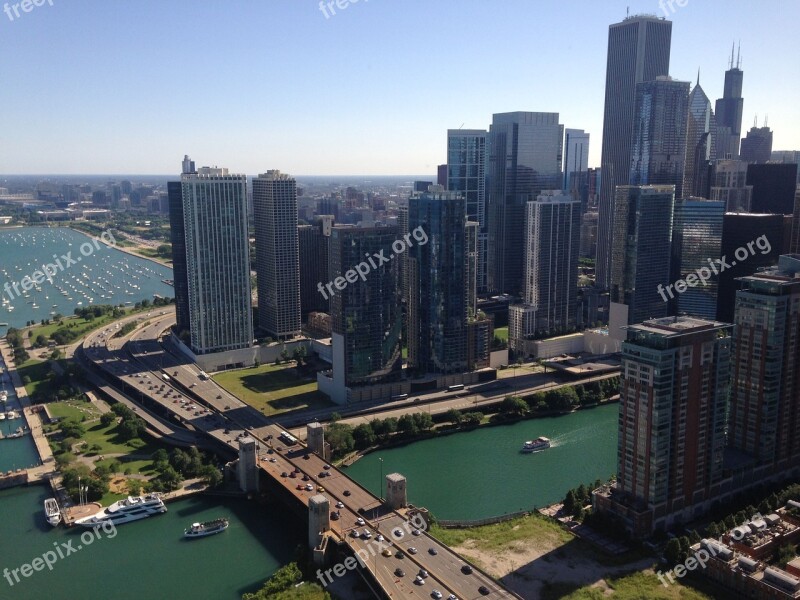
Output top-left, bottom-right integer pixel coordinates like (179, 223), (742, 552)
(75, 493), (167, 527)
(44, 498), (62, 526)
(522, 437), (551, 453)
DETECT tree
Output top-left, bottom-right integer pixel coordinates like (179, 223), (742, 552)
(412, 412), (434, 431)
(60, 420), (85, 439)
(444, 409), (463, 426)
(242, 563), (304, 600)
(664, 538), (683, 566)
(563, 489), (577, 514)
(777, 543), (797, 568)
(326, 423), (355, 459)
(118, 415), (146, 441)
(200, 464), (223, 488)
(501, 396), (528, 417)
(157, 466), (182, 491)
(461, 412), (483, 426)
(353, 423), (377, 450)
(397, 414), (419, 436)
(100, 412), (116, 427)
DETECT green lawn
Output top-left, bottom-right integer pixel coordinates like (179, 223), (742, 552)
(17, 359), (61, 399)
(213, 363), (333, 416)
(46, 398), (102, 423)
(27, 305), (153, 345)
(494, 326), (508, 342)
(429, 513), (572, 553)
(551, 571), (712, 600)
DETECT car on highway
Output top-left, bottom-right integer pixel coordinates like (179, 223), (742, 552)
(304, 483), (313, 491)
(418, 569), (428, 578)
(323, 464), (331, 470)
(336, 502), (344, 509)
(395, 550), (405, 559)
(448, 594), (457, 600)
(431, 592), (442, 600)
(361, 530), (371, 539)
(407, 547), (417, 555)
(394, 568), (405, 577)
(330, 512), (339, 521)
(296, 484), (304, 490)
(343, 490), (351, 496)
(381, 548), (392, 557)
(460, 565), (473, 575)
(375, 534), (384, 542)
(428, 547), (438, 555)
(478, 586), (490, 596)
(412, 529), (421, 536)
(350, 529), (359, 538)
(356, 517), (365, 526)
(414, 576), (425, 585)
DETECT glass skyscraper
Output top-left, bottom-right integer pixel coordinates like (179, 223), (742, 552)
(670, 198), (725, 320)
(683, 82), (717, 199)
(629, 77), (690, 199)
(486, 112), (563, 295)
(715, 47), (744, 160)
(179, 166), (253, 354)
(597, 15), (672, 289)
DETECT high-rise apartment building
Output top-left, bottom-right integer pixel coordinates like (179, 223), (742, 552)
(486, 112), (563, 295)
(509, 192), (580, 356)
(447, 129), (488, 292)
(629, 77), (690, 198)
(609, 185), (675, 331)
(329, 226), (402, 387)
(597, 15), (672, 289)
(683, 82), (716, 198)
(299, 215), (334, 319)
(715, 47), (744, 160)
(594, 316), (732, 538)
(253, 171), (301, 340)
(792, 187), (800, 254)
(408, 189), (487, 374)
(729, 255), (800, 479)
(670, 198), (725, 319)
(177, 166), (253, 354)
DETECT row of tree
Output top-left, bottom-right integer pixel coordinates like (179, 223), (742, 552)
(5, 327), (29, 363)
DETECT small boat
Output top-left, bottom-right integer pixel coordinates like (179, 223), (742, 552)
(522, 437), (551, 453)
(44, 498), (62, 526)
(184, 518), (229, 539)
(0, 390), (7, 403)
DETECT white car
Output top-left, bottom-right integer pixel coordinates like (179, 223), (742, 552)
(432, 591), (442, 599)
(414, 575), (425, 585)
(408, 547), (418, 555)
(356, 517), (365, 526)
(412, 529), (422, 536)
(336, 502), (345, 509)
(362, 530), (372, 539)
(375, 534), (384, 542)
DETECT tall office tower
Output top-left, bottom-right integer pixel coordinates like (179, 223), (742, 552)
(729, 255), (800, 479)
(580, 211), (598, 259)
(408, 190), (486, 374)
(716, 213), (784, 323)
(509, 192), (580, 357)
(437, 164), (448, 189)
(740, 122), (773, 163)
(329, 226), (402, 387)
(167, 181), (189, 338)
(793, 187), (800, 254)
(629, 77), (690, 198)
(181, 154), (196, 175)
(563, 129), (590, 192)
(298, 215), (334, 319)
(486, 112), (564, 295)
(594, 316), (731, 538)
(715, 47), (744, 159)
(397, 205), (409, 300)
(683, 81), (717, 198)
(447, 129), (488, 292)
(771, 150), (800, 184)
(709, 159), (753, 212)
(179, 166), (252, 354)
(596, 15), (672, 289)
(670, 198), (725, 319)
(253, 171), (301, 340)
(609, 185), (675, 334)
(746, 163), (799, 215)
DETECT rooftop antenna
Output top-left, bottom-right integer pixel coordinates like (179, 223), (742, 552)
(765, 115), (769, 128)
(697, 68), (700, 87)
(730, 42), (735, 69)
(459, 123), (464, 129)
(736, 41), (741, 69)
(754, 114), (758, 128)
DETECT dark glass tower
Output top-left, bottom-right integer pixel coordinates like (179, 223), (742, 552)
(167, 180), (189, 338)
(298, 215), (333, 319)
(486, 112), (563, 295)
(597, 15), (672, 289)
(740, 125), (773, 163)
(629, 77), (690, 198)
(715, 47), (744, 160)
(746, 163), (798, 215)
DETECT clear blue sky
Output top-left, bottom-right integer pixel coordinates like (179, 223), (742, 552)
(1, 0), (798, 175)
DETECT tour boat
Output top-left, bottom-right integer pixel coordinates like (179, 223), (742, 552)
(74, 493), (167, 527)
(521, 437), (551, 453)
(184, 518), (229, 539)
(44, 498), (62, 526)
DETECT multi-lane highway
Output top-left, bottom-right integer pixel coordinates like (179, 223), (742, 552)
(81, 314), (520, 599)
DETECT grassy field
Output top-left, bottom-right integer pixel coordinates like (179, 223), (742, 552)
(429, 513), (572, 553)
(17, 359), (60, 399)
(213, 362), (333, 416)
(549, 571), (713, 600)
(46, 398), (102, 422)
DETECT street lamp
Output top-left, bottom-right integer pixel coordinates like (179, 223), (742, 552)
(378, 457), (384, 502)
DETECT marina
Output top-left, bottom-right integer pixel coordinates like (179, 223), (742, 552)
(0, 227), (173, 330)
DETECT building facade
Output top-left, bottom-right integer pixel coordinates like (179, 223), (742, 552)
(710, 159), (753, 212)
(299, 215), (334, 319)
(683, 82), (717, 198)
(715, 49), (744, 160)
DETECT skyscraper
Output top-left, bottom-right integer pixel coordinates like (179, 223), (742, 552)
(709, 159), (752, 212)
(746, 163), (799, 215)
(509, 192), (580, 357)
(253, 171), (301, 340)
(729, 255), (800, 478)
(792, 187), (800, 254)
(408, 189), (486, 374)
(594, 316), (731, 538)
(670, 198), (725, 319)
(596, 15), (672, 289)
(740, 123), (773, 163)
(486, 112), (563, 295)
(447, 129), (487, 292)
(629, 76), (690, 198)
(609, 185), (675, 330)
(716, 213), (784, 323)
(179, 166), (252, 354)
(299, 215), (334, 319)
(715, 47), (744, 160)
(683, 81), (717, 198)
(329, 226), (402, 387)
(563, 128), (590, 192)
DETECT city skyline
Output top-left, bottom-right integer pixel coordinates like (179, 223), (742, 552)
(1, 1), (799, 175)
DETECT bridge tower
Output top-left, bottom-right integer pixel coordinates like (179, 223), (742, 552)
(308, 494), (330, 559)
(237, 436), (258, 492)
(385, 473), (407, 509)
(307, 422), (330, 460)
